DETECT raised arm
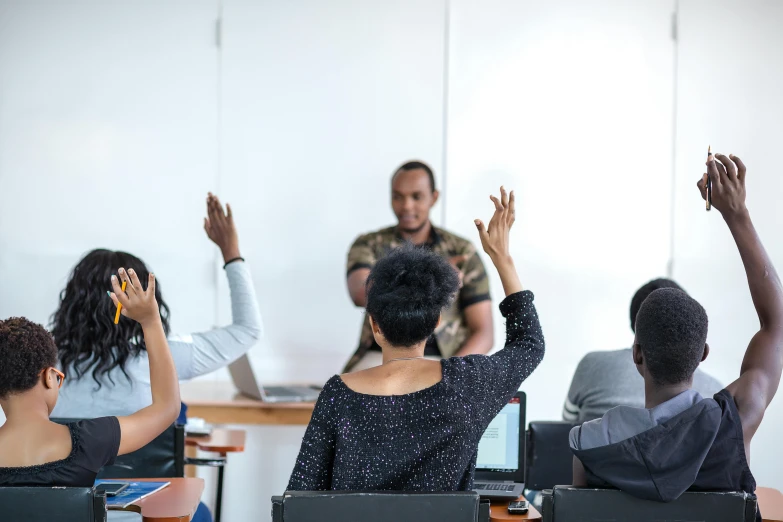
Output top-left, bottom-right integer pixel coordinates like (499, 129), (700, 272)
(109, 268), (180, 456)
(700, 154), (783, 443)
(450, 188), (544, 413)
(171, 194), (263, 380)
(474, 187), (523, 297)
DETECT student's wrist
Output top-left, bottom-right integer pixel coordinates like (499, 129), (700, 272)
(221, 247), (242, 264)
(139, 315), (164, 332)
(491, 254), (515, 270)
(723, 207), (751, 228)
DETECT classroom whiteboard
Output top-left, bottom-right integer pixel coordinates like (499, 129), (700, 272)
(0, 1), (221, 334)
(214, 0), (448, 384)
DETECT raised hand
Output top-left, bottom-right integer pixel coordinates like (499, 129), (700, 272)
(475, 186), (522, 296)
(697, 153), (748, 219)
(109, 268), (160, 327)
(204, 192), (241, 263)
(475, 186), (515, 263)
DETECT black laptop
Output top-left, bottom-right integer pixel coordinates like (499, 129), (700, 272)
(473, 391), (526, 499)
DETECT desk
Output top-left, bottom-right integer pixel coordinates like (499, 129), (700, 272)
(759, 487), (783, 522)
(107, 477), (204, 522)
(490, 497), (541, 522)
(185, 429), (247, 522)
(181, 381), (314, 425)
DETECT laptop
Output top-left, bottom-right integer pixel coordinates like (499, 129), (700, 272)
(473, 391), (527, 499)
(228, 354), (321, 403)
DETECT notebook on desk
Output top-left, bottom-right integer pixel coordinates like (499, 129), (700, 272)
(473, 391), (527, 500)
(95, 480), (170, 509)
(229, 354), (321, 403)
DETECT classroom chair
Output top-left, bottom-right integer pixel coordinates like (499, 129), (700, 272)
(542, 486), (758, 522)
(0, 486), (107, 522)
(525, 421), (574, 491)
(271, 491), (490, 522)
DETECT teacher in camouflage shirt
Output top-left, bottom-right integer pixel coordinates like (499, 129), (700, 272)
(343, 160), (494, 372)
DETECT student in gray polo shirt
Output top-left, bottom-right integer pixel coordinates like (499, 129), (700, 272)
(562, 279), (722, 424)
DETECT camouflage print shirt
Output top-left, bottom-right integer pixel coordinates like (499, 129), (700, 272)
(345, 225), (491, 370)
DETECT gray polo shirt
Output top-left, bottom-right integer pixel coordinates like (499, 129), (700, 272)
(563, 348), (723, 424)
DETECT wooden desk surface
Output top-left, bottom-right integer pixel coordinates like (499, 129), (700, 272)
(759, 487), (783, 522)
(107, 477), (204, 522)
(490, 497), (541, 522)
(186, 428), (247, 453)
(181, 381), (315, 425)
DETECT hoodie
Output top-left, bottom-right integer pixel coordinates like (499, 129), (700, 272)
(569, 389), (756, 504)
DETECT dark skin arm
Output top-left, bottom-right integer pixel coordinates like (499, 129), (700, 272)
(699, 154), (783, 456)
(455, 301), (494, 355)
(572, 456), (587, 486)
(347, 268), (371, 307)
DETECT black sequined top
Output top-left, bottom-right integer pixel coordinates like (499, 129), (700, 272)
(288, 290), (544, 491)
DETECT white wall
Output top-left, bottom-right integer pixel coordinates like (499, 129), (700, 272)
(672, 0), (783, 494)
(445, 0), (675, 425)
(1, 1), (782, 521)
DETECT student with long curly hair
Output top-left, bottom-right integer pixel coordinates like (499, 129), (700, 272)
(50, 193), (262, 418)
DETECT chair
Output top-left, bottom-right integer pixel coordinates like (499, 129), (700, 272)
(525, 421), (574, 490)
(271, 491), (490, 522)
(0, 486), (107, 522)
(542, 486), (758, 522)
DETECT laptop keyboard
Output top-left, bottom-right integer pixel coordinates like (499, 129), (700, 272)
(474, 483), (517, 491)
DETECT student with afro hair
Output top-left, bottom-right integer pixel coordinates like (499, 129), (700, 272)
(570, 153), (782, 521)
(288, 187), (545, 491)
(0, 268), (180, 488)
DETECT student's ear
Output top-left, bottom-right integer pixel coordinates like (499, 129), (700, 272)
(431, 189), (440, 208)
(632, 343), (645, 377)
(701, 343), (710, 362)
(42, 368), (56, 390)
(369, 315), (381, 335)
(436, 315), (442, 328)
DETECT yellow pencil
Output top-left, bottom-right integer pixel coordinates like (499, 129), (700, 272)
(114, 280), (127, 324)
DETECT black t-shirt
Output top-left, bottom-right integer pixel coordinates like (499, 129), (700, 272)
(0, 417), (121, 487)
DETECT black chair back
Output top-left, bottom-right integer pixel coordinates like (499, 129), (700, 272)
(52, 419), (185, 478)
(271, 491), (489, 522)
(0, 486), (107, 522)
(525, 421), (573, 490)
(542, 486), (757, 522)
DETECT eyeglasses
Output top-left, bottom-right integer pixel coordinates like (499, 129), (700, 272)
(41, 367), (65, 389)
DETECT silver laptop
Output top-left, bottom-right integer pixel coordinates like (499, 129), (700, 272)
(228, 354), (321, 403)
(473, 391), (527, 499)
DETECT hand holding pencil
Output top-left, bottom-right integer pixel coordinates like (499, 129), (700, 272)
(109, 268), (161, 328)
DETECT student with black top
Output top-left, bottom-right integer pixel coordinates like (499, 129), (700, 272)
(0, 268), (180, 487)
(288, 187), (545, 491)
(570, 154), (782, 520)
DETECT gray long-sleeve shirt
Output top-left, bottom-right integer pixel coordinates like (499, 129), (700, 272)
(562, 348), (723, 424)
(52, 261), (263, 418)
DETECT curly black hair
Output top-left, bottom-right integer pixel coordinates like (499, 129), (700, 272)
(630, 278), (684, 333)
(635, 288), (708, 385)
(365, 243), (460, 347)
(0, 317), (58, 398)
(50, 249), (170, 388)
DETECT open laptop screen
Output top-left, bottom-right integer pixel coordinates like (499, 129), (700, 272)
(475, 396), (521, 472)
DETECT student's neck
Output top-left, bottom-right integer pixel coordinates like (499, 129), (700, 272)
(398, 221), (432, 246)
(644, 380), (692, 409)
(381, 344), (427, 365)
(0, 395), (51, 428)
